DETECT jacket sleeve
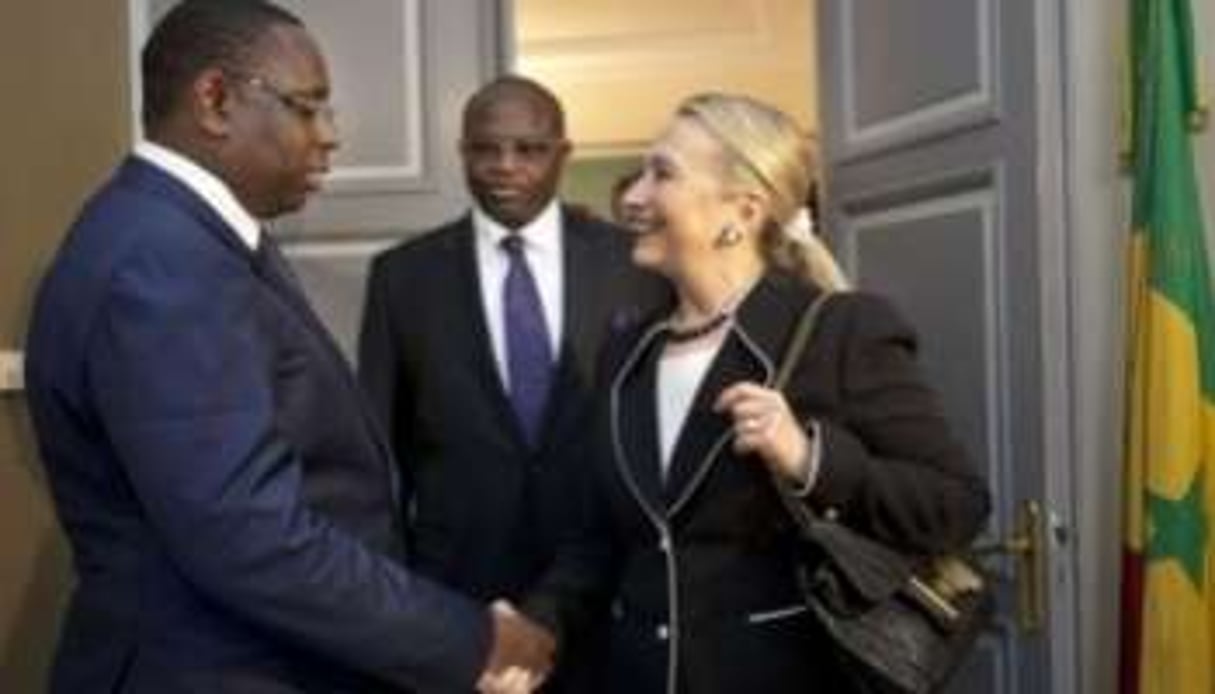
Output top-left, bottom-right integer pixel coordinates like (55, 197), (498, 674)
(799, 292), (991, 554)
(520, 418), (621, 651)
(88, 246), (489, 692)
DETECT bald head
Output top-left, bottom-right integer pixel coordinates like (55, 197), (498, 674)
(462, 75), (565, 139)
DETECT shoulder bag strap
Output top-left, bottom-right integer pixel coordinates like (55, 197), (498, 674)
(770, 291), (836, 522)
(772, 290), (834, 391)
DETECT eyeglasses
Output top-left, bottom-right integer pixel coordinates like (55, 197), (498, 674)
(240, 75), (336, 126)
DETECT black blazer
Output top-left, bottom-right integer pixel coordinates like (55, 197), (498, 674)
(358, 208), (661, 601)
(24, 158), (492, 694)
(526, 271), (991, 694)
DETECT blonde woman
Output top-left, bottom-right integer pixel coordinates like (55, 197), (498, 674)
(522, 93), (990, 694)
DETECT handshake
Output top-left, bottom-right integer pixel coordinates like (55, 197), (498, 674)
(477, 600), (557, 694)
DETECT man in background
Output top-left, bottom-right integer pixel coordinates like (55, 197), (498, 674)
(359, 76), (659, 691)
(24, 2), (551, 691)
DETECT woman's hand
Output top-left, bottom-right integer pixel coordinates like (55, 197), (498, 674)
(714, 381), (811, 484)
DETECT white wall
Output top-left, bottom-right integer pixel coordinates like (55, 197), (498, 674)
(1069, 2), (1214, 693)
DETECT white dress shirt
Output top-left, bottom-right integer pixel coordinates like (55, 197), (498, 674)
(133, 140), (262, 251)
(473, 201), (565, 389)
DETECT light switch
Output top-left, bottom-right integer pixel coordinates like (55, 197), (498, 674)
(0, 350), (24, 393)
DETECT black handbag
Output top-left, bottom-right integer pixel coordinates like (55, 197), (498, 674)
(769, 292), (994, 694)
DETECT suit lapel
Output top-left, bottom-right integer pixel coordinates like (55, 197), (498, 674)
(450, 220), (529, 448)
(557, 216), (604, 394)
(534, 215), (606, 453)
(123, 158), (400, 483)
(662, 333), (768, 512)
(256, 238), (352, 371)
(255, 235), (400, 471)
(610, 325), (667, 517)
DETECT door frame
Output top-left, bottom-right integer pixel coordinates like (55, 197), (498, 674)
(1061, 1), (1134, 693)
(1035, 1), (1081, 692)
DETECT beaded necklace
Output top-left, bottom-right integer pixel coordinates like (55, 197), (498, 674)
(664, 311), (731, 344)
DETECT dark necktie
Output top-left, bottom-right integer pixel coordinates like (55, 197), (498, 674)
(256, 234), (304, 297)
(501, 234), (554, 446)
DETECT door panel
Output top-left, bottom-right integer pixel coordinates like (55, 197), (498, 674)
(818, 1), (1074, 692)
(837, 0), (997, 158)
(851, 181), (999, 475)
(134, 0), (504, 359)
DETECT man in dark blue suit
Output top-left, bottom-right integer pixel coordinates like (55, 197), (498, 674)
(23, 2), (552, 692)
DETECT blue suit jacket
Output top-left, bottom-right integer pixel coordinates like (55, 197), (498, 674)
(25, 157), (489, 693)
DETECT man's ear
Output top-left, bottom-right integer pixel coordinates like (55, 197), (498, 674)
(555, 137), (573, 164)
(193, 68), (233, 137)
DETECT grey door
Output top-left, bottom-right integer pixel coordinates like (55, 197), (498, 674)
(816, 1), (1076, 692)
(135, 0), (506, 360)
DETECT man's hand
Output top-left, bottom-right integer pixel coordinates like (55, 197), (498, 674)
(477, 600), (556, 694)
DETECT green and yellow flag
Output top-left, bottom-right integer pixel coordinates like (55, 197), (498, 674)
(1120, 1), (1215, 693)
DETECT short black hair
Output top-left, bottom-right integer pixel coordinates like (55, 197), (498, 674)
(141, 0), (302, 129)
(463, 75), (566, 138)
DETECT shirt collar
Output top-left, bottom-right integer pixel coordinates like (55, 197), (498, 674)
(134, 140), (262, 251)
(472, 200), (562, 256)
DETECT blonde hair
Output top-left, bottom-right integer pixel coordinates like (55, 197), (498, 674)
(675, 92), (849, 291)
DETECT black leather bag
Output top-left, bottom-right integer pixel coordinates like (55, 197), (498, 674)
(770, 292), (994, 694)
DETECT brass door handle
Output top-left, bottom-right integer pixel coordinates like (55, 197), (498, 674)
(973, 500), (1045, 632)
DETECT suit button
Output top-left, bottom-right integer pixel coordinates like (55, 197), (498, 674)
(655, 624), (670, 641)
(824, 506), (840, 521)
(658, 536), (671, 552)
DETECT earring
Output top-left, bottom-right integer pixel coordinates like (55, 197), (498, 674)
(714, 223), (742, 248)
